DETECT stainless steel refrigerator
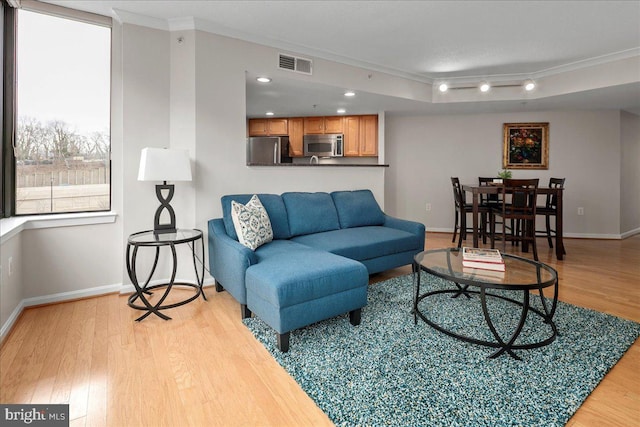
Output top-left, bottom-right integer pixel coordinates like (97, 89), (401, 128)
(246, 136), (292, 165)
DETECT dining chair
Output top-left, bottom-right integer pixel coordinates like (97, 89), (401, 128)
(478, 177), (502, 243)
(490, 178), (540, 260)
(536, 177), (566, 252)
(451, 177), (489, 248)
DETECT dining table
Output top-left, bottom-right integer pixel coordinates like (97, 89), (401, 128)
(462, 184), (565, 260)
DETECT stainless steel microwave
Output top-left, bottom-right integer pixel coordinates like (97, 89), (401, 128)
(303, 134), (344, 157)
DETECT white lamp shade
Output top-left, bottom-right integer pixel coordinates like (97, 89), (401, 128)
(138, 147), (192, 182)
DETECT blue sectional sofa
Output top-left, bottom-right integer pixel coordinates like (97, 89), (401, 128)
(208, 190), (425, 351)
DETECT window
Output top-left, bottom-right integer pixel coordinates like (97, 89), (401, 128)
(2, 1), (111, 216)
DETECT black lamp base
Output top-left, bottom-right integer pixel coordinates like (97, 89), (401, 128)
(153, 183), (177, 235)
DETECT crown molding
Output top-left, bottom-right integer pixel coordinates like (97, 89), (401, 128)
(531, 47), (640, 79)
(168, 16), (196, 32)
(112, 12), (640, 87)
(112, 8), (169, 31)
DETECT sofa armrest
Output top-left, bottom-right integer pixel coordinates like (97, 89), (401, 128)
(383, 214), (426, 249)
(208, 218), (257, 304)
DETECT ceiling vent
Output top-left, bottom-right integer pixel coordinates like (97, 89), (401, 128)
(278, 53), (313, 75)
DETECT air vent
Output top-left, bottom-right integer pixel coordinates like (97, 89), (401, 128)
(278, 53), (313, 75)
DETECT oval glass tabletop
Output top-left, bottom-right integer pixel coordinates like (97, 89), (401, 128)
(414, 248), (557, 290)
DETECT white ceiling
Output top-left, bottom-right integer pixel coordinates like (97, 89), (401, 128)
(43, 0), (640, 116)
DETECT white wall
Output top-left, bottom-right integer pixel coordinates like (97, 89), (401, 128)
(0, 234), (22, 338)
(620, 111), (640, 235)
(385, 110), (625, 237)
(21, 224), (121, 298)
(192, 30), (387, 236)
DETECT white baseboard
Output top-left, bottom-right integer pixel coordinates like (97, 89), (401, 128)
(1, 277), (217, 344)
(563, 233), (623, 239)
(0, 300), (25, 344)
(119, 277), (216, 294)
(427, 227), (637, 240)
(425, 227), (457, 234)
(22, 283), (124, 307)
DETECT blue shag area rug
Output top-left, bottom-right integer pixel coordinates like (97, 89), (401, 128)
(243, 273), (640, 427)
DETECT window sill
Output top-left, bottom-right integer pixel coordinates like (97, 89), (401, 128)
(0, 211), (118, 245)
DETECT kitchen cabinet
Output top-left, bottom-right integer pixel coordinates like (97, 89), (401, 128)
(288, 117), (304, 157)
(359, 115), (378, 156)
(344, 115), (378, 157)
(344, 116), (361, 156)
(303, 116), (344, 134)
(248, 118), (288, 136)
(324, 116), (344, 133)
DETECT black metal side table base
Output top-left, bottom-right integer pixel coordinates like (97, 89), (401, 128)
(126, 229), (206, 321)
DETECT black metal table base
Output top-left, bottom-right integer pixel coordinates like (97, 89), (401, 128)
(126, 229), (206, 321)
(413, 264), (558, 360)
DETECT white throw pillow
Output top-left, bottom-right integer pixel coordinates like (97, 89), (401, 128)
(231, 195), (273, 250)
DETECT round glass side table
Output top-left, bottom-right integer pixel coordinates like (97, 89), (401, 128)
(126, 229), (206, 321)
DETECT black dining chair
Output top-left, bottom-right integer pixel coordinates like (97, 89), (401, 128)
(451, 177), (489, 248)
(536, 177), (566, 252)
(490, 178), (540, 261)
(478, 177), (503, 243)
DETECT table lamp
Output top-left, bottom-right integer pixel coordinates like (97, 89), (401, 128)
(137, 147), (192, 234)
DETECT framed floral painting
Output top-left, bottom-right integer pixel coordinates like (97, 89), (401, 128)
(502, 122), (549, 169)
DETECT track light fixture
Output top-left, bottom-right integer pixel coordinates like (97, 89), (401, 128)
(437, 80), (537, 93)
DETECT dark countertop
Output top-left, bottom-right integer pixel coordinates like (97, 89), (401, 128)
(247, 163), (389, 167)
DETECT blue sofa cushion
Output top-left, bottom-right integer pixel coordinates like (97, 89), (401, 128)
(291, 226), (421, 261)
(282, 192), (340, 237)
(331, 189), (385, 228)
(246, 245), (368, 308)
(254, 239), (311, 261)
(222, 194), (291, 240)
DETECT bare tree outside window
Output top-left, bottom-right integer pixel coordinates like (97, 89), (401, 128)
(15, 10), (110, 214)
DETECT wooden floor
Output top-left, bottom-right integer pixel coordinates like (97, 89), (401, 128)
(1, 233), (639, 426)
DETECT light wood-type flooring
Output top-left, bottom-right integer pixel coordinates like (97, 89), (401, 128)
(1, 233), (639, 426)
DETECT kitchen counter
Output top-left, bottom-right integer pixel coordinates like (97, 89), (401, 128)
(246, 163), (389, 167)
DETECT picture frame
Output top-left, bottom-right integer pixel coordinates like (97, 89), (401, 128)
(502, 122), (549, 169)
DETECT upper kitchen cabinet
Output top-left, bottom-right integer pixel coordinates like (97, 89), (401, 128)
(344, 115), (378, 157)
(303, 116), (344, 134)
(248, 118), (288, 136)
(288, 117), (304, 157)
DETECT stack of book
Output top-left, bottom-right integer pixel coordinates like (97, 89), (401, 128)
(461, 247), (505, 271)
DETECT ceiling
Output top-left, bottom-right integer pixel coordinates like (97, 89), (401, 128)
(43, 1), (640, 117)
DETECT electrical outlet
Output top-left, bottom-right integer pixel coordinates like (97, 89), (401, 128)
(577, 207), (584, 216)
(425, 203), (432, 212)
(8, 257), (13, 276)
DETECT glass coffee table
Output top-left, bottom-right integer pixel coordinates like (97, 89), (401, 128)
(413, 248), (559, 360)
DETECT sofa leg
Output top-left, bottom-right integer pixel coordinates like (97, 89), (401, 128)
(349, 308), (362, 326)
(277, 332), (290, 352)
(215, 280), (224, 292)
(241, 304), (252, 319)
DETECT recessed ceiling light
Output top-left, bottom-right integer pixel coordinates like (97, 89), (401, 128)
(480, 83), (491, 92)
(524, 81), (536, 91)
(256, 77), (272, 83)
(265, 111), (274, 116)
(438, 83), (448, 93)
(337, 108), (346, 114)
(344, 91), (356, 97)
